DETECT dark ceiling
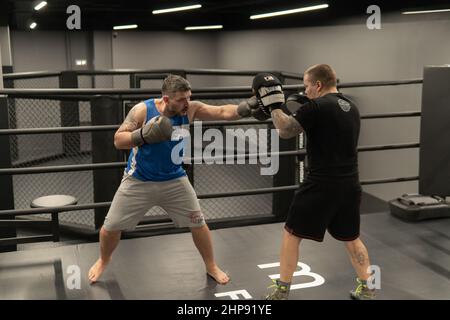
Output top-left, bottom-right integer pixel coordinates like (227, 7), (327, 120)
(2, 0), (450, 31)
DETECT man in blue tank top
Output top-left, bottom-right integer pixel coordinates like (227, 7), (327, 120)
(88, 75), (255, 285)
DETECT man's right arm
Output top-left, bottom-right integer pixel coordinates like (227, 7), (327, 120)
(271, 109), (304, 139)
(114, 102), (146, 150)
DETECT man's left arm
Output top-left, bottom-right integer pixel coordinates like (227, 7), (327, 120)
(189, 101), (241, 121)
(271, 109), (303, 139)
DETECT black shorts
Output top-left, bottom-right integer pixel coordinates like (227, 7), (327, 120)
(285, 178), (362, 242)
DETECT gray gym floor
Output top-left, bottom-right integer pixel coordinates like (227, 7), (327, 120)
(1, 208), (449, 300)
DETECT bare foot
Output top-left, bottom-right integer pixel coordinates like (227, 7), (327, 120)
(88, 258), (110, 284)
(207, 266), (230, 285)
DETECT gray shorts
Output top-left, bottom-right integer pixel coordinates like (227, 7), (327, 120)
(103, 175), (205, 231)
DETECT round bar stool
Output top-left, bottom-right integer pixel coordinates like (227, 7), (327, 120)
(30, 195), (78, 242)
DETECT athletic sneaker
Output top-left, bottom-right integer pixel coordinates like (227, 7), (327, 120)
(350, 278), (376, 300)
(265, 279), (290, 300)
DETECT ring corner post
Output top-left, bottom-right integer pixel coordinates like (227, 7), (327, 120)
(419, 65), (450, 197)
(90, 95), (123, 229)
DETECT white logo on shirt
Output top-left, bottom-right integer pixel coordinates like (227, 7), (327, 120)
(171, 124), (190, 141)
(338, 99), (351, 112)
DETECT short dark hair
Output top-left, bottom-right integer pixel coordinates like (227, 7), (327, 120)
(162, 74), (191, 96)
(304, 64), (337, 89)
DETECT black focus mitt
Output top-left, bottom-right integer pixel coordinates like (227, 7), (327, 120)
(252, 73), (285, 112)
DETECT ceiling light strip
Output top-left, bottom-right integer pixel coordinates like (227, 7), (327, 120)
(250, 4), (329, 20)
(185, 25), (223, 30)
(113, 24), (138, 30)
(153, 4), (202, 15)
(402, 8), (450, 15)
(34, 1), (47, 11)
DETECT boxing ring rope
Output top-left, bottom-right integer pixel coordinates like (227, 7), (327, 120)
(0, 175), (419, 219)
(360, 111), (421, 119)
(0, 142), (420, 176)
(0, 77), (425, 96)
(0, 75), (424, 242)
(2, 71), (62, 80)
(0, 125), (120, 135)
(76, 68), (290, 76)
(0, 172), (421, 244)
(2, 69), (303, 78)
(0, 110), (422, 136)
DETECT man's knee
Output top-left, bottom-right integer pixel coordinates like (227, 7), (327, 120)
(283, 228), (302, 242)
(100, 226), (121, 237)
(345, 237), (361, 247)
(189, 222), (208, 232)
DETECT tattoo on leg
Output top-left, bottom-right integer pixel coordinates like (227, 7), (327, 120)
(356, 251), (366, 266)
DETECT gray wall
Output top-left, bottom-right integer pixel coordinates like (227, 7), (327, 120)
(10, 31), (93, 73)
(0, 26), (12, 67)
(216, 16), (450, 201)
(93, 31), (112, 70)
(10, 31), (67, 72)
(111, 31), (219, 87)
(65, 32), (91, 71)
(6, 13), (450, 201)
(91, 31), (113, 88)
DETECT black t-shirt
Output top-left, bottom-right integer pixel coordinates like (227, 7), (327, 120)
(293, 92), (360, 180)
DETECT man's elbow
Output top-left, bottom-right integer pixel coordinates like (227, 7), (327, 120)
(278, 129), (297, 139)
(113, 137), (121, 149)
(114, 134), (125, 149)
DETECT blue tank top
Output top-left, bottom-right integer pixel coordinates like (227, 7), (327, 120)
(125, 99), (189, 181)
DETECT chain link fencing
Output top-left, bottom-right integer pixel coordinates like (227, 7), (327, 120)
(5, 73), (299, 232)
(7, 95), (95, 229)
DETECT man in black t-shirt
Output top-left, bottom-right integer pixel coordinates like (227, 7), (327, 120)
(251, 65), (375, 300)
